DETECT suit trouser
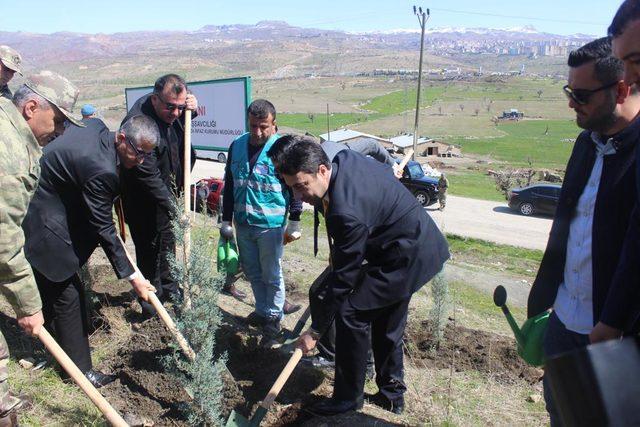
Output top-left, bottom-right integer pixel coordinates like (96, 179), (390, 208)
(542, 311), (590, 427)
(127, 214), (177, 301)
(334, 297), (410, 403)
(34, 269), (92, 373)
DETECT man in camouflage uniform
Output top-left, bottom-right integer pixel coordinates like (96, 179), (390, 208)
(437, 173), (449, 211)
(0, 70), (81, 425)
(0, 46), (22, 100)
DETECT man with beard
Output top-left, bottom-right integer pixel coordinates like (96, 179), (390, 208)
(0, 46), (22, 100)
(120, 74), (197, 317)
(527, 37), (640, 425)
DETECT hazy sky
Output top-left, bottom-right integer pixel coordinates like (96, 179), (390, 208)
(0, 0), (619, 36)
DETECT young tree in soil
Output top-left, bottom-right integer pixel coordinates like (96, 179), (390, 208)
(164, 198), (227, 425)
(428, 268), (449, 348)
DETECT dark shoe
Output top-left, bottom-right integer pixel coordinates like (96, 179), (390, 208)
(301, 355), (335, 370)
(308, 397), (364, 416)
(259, 319), (282, 348)
(223, 284), (247, 300)
(366, 392), (404, 415)
(85, 370), (116, 388)
(283, 300), (302, 315)
(246, 311), (267, 327)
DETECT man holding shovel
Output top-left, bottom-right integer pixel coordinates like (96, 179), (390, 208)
(268, 135), (449, 416)
(23, 115), (159, 388)
(120, 74), (197, 318)
(0, 71), (82, 425)
(527, 37), (640, 425)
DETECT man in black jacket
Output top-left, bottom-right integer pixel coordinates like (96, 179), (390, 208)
(526, 37), (640, 425)
(268, 135), (449, 416)
(120, 74), (197, 316)
(23, 116), (158, 388)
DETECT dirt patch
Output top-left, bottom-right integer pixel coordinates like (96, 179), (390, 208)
(405, 320), (543, 385)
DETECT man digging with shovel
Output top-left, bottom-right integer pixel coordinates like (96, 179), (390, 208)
(268, 135), (449, 416)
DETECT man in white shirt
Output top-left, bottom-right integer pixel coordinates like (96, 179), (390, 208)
(527, 37), (640, 426)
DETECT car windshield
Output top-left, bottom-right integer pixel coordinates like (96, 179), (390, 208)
(407, 163), (425, 179)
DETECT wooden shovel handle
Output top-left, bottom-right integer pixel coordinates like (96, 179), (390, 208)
(398, 148), (414, 171)
(116, 235), (196, 361)
(260, 348), (303, 409)
(37, 328), (128, 426)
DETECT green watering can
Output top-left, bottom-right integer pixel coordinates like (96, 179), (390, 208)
(493, 285), (549, 367)
(217, 237), (239, 275)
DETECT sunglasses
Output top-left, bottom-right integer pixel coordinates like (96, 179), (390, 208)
(562, 81), (619, 105)
(154, 94), (187, 112)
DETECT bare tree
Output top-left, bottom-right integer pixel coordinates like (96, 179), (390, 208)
(474, 108), (480, 116)
(537, 89), (544, 98)
(459, 104), (465, 112)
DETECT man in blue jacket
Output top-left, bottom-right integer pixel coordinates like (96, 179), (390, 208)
(527, 37), (640, 425)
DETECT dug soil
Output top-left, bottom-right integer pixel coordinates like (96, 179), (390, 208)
(40, 263), (540, 426)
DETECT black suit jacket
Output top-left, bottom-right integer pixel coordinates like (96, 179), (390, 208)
(320, 150), (449, 321)
(120, 94), (196, 223)
(23, 118), (134, 282)
(528, 122), (640, 333)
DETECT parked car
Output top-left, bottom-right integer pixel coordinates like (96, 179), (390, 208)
(190, 177), (224, 214)
(399, 160), (439, 207)
(508, 183), (561, 216)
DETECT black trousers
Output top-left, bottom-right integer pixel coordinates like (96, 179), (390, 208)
(35, 270), (92, 373)
(127, 212), (177, 301)
(309, 267), (374, 367)
(334, 297), (410, 403)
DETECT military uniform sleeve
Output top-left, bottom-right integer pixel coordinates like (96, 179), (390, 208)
(0, 174), (42, 317)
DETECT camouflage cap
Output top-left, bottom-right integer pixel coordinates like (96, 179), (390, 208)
(0, 45), (22, 75)
(25, 70), (83, 127)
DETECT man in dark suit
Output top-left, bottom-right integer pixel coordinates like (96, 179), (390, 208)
(120, 74), (197, 316)
(526, 37), (640, 425)
(268, 135), (449, 416)
(22, 115), (158, 388)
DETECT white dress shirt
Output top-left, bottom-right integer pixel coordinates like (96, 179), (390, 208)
(554, 133), (617, 334)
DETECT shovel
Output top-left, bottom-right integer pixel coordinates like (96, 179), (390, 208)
(38, 328), (128, 426)
(226, 348), (303, 426)
(493, 285), (549, 367)
(117, 235), (196, 361)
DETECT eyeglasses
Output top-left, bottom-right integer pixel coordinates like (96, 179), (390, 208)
(125, 137), (150, 161)
(562, 81), (619, 105)
(154, 93), (187, 112)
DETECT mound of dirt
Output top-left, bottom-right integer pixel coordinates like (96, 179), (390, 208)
(405, 320), (543, 385)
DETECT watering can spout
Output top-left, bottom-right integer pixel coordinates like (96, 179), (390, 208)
(493, 285), (549, 367)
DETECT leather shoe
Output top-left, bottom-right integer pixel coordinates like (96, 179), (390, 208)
(308, 397), (364, 416)
(301, 355), (335, 370)
(366, 392), (404, 414)
(223, 283), (247, 300)
(283, 300), (302, 315)
(85, 370), (116, 388)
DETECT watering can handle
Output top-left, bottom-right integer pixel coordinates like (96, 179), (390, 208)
(259, 348), (303, 409)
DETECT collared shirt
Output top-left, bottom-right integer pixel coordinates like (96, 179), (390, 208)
(554, 133), (617, 334)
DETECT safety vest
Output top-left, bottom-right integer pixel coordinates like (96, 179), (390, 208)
(230, 133), (289, 228)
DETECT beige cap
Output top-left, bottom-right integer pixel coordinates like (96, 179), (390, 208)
(0, 45), (22, 75)
(25, 70), (83, 127)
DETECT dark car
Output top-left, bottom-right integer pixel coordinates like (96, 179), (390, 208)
(399, 160), (439, 207)
(508, 183), (561, 216)
(190, 177), (224, 214)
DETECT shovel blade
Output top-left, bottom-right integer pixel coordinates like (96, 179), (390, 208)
(225, 410), (251, 427)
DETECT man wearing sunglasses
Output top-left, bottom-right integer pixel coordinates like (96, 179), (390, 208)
(120, 74), (198, 317)
(527, 37), (640, 426)
(22, 115), (159, 388)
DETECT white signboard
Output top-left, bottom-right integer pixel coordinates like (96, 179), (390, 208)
(125, 77), (251, 162)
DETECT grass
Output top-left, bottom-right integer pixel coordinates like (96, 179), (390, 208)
(447, 169), (505, 202)
(361, 86), (447, 115)
(278, 112), (383, 136)
(451, 119), (578, 169)
(447, 233), (543, 277)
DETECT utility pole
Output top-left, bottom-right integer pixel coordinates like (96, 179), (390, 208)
(326, 103), (330, 140)
(412, 6), (430, 160)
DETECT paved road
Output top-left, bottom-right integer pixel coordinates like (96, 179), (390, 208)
(191, 158), (552, 251)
